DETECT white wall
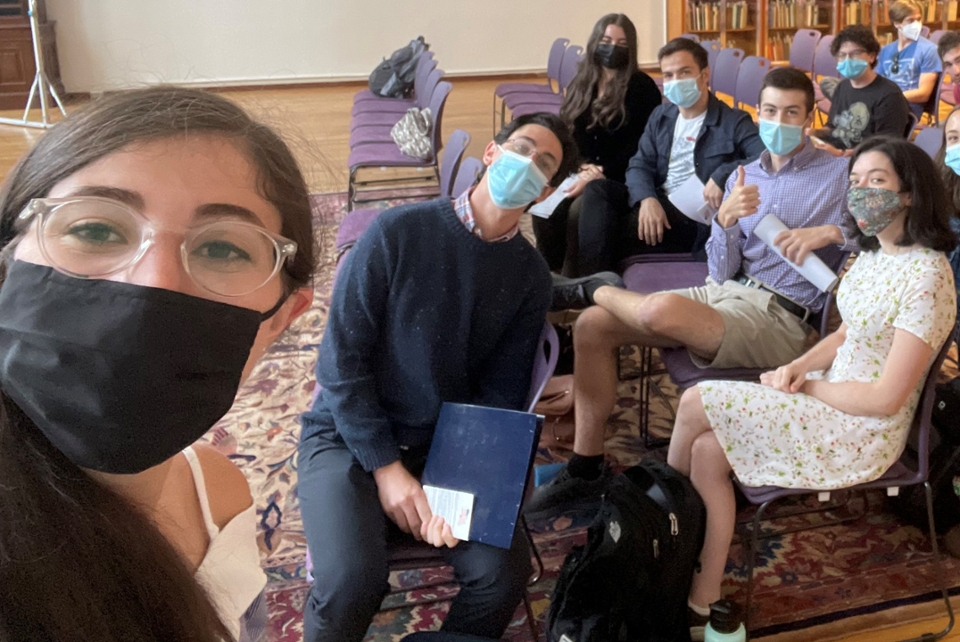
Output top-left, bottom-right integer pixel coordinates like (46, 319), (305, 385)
(46, 0), (667, 93)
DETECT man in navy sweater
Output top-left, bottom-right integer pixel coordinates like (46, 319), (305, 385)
(298, 113), (581, 642)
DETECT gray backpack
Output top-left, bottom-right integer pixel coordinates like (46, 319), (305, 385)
(369, 37), (429, 98)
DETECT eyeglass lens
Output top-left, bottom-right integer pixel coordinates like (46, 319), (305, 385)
(37, 199), (285, 296)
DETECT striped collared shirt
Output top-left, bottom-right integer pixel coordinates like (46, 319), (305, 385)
(453, 188), (519, 242)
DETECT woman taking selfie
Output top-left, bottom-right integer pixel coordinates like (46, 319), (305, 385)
(0, 87), (315, 641)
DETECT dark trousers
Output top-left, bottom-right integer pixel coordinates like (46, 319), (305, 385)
(298, 426), (532, 642)
(535, 179), (706, 276)
(403, 634), (497, 641)
(532, 196), (582, 275)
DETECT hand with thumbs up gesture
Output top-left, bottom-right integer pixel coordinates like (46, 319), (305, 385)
(717, 165), (760, 229)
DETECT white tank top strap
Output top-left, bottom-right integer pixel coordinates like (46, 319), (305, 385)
(182, 446), (220, 540)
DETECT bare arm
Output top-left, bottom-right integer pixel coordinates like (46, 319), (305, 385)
(801, 328), (934, 417)
(903, 72), (938, 104)
(760, 323), (846, 392)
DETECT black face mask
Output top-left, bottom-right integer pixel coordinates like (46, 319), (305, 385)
(594, 44), (631, 70)
(0, 261), (268, 474)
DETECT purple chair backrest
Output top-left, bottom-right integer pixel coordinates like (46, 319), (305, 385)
(702, 40), (722, 84)
(559, 45), (584, 90)
(680, 33), (701, 42)
(911, 326), (956, 480)
(427, 81), (453, 159)
(930, 29), (948, 45)
(734, 55), (771, 110)
(547, 37), (570, 86)
(914, 124), (943, 157)
(789, 28), (821, 73)
(921, 25), (931, 39)
(923, 72), (945, 123)
(712, 48), (744, 99)
(451, 156), (483, 197)
(525, 322), (560, 413)
(415, 69), (445, 110)
(438, 129), (470, 198)
(813, 35), (838, 79)
(413, 55), (438, 100)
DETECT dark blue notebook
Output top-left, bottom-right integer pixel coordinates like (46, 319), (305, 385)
(421, 402), (542, 549)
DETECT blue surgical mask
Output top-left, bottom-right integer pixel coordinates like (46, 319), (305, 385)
(837, 57), (869, 79)
(663, 77), (702, 108)
(945, 143), (960, 176)
(759, 119), (804, 156)
(486, 146), (549, 210)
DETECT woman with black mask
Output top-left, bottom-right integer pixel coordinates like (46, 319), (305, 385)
(0, 87), (315, 641)
(533, 13), (661, 276)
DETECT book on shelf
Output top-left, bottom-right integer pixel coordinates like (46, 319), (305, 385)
(691, 1), (721, 31)
(768, 0), (824, 29)
(728, 0), (750, 29)
(950, 0), (959, 21)
(768, 33), (794, 61)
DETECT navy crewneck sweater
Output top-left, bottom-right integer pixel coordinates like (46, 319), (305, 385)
(301, 197), (552, 472)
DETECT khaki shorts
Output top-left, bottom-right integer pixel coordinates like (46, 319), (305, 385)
(670, 279), (812, 369)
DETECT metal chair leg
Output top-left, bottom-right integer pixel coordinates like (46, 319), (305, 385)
(522, 515), (544, 584)
(743, 500), (770, 639)
(898, 481), (956, 642)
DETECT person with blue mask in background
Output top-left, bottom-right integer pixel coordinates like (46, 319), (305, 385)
(810, 25), (912, 157)
(297, 112), (580, 642)
(877, 0), (942, 118)
(525, 67), (859, 521)
(932, 104), (960, 309)
(561, 37), (764, 283)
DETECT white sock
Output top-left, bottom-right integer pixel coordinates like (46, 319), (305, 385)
(688, 599), (710, 617)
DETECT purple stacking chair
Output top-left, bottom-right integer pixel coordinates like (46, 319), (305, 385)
(351, 52), (436, 112)
(702, 40), (722, 88)
(620, 255), (708, 445)
(733, 55), (771, 111)
(349, 68), (443, 137)
(506, 46), (584, 121)
(347, 81), (452, 210)
(494, 38), (568, 101)
(923, 72), (946, 126)
(351, 65), (442, 120)
(304, 321), (559, 636)
(812, 35), (838, 124)
(336, 129), (470, 256)
(788, 28), (821, 73)
(451, 156), (483, 197)
(680, 33), (701, 42)
(930, 29), (948, 45)
(914, 124), (944, 157)
(711, 48), (745, 103)
(921, 25), (931, 39)
(736, 327), (957, 637)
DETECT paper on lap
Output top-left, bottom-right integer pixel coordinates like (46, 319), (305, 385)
(529, 174), (579, 218)
(423, 485), (473, 540)
(667, 174), (716, 225)
(752, 214), (839, 292)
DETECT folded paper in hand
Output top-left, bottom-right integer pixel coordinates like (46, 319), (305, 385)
(667, 174), (716, 225)
(752, 214), (839, 292)
(423, 485), (474, 541)
(529, 174), (579, 218)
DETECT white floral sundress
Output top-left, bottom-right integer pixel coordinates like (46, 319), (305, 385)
(699, 248), (956, 489)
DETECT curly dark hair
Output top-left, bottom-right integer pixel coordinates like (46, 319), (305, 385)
(831, 25), (881, 69)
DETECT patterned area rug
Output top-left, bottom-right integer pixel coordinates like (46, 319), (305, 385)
(207, 192), (960, 642)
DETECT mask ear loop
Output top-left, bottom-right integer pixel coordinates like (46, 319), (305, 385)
(259, 293), (289, 321)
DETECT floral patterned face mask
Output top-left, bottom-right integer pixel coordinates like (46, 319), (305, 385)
(846, 186), (904, 236)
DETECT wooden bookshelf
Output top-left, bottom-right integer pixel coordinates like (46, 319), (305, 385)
(686, 0), (761, 55)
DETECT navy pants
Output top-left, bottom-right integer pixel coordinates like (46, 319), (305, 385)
(298, 426), (532, 642)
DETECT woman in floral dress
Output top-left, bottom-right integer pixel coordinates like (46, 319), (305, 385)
(668, 136), (958, 629)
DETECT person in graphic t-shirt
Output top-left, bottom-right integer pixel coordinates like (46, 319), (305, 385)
(809, 25), (912, 156)
(876, 0), (942, 118)
(570, 37), (764, 275)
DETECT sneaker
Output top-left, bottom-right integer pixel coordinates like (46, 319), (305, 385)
(551, 272), (624, 311)
(688, 606), (710, 642)
(523, 463), (612, 520)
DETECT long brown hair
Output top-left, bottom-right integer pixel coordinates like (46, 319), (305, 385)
(560, 13), (638, 131)
(0, 87), (317, 642)
(936, 105), (960, 213)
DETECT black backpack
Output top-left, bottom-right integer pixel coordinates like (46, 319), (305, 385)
(547, 460), (707, 642)
(889, 377), (960, 534)
(368, 37), (429, 99)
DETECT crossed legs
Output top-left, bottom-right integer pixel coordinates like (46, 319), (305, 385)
(571, 286), (725, 456)
(667, 386), (734, 609)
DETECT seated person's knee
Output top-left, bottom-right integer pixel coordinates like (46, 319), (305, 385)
(635, 293), (687, 334)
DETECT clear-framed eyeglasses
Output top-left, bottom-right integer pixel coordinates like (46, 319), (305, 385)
(501, 138), (558, 177)
(17, 196), (298, 298)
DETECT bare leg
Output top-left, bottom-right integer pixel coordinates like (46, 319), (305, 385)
(571, 306), (645, 456)
(688, 431), (735, 609)
(669, 386), (735, 608)
(592, 286), (725, 361)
